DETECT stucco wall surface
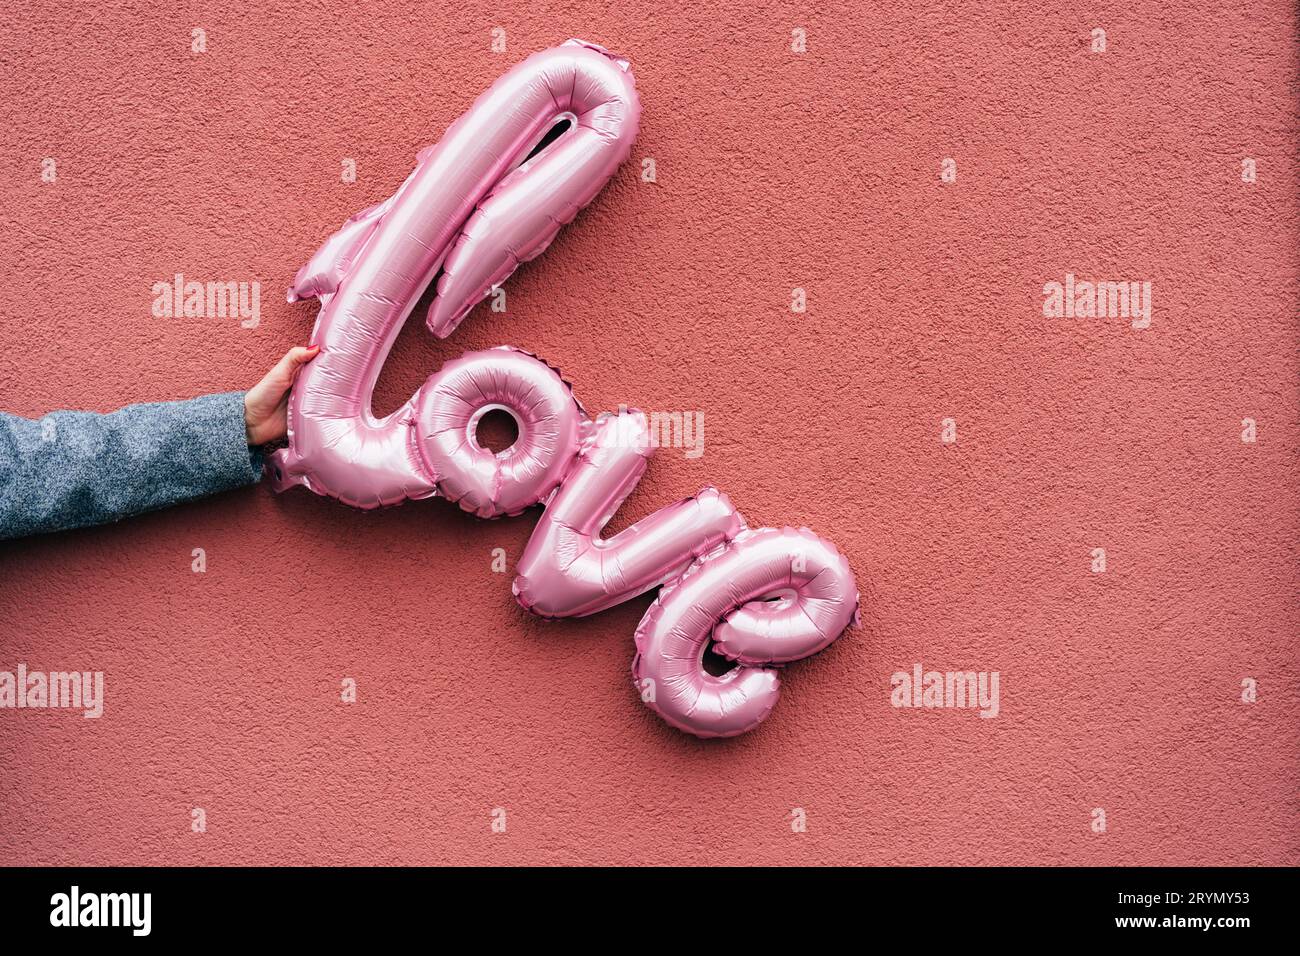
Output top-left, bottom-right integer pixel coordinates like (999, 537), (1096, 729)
(0, 1), (1296, 865)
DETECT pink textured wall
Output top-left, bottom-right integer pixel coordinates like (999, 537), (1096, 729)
(1, 1), (1296, 865)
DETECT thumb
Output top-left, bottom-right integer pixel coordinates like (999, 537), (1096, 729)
(267, 345), (320, 388)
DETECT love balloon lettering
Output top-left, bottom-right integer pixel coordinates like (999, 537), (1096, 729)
(270, 40), (859, 738)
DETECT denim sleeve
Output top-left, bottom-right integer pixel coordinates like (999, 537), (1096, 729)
(0, 391), (263, 541)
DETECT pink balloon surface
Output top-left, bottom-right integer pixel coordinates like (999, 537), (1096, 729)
(269, 39), (640, 507)
(413, 347), (584, 518)
(513, 410), (745, 617)
(270, 41), (859, 738)
(632, 528), (860, 738)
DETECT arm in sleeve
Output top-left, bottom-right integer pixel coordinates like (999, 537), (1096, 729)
(0, 391), (263, 541)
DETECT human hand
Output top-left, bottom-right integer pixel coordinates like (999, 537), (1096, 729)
(244, 345), (319, 445)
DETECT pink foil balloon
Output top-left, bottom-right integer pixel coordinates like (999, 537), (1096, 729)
(513, 410), (745, 617)
(269, 40), (640, 506)
(632, 528), (860, 738)
(270, 41), (859, 738)
(413, 348), (584, 518)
